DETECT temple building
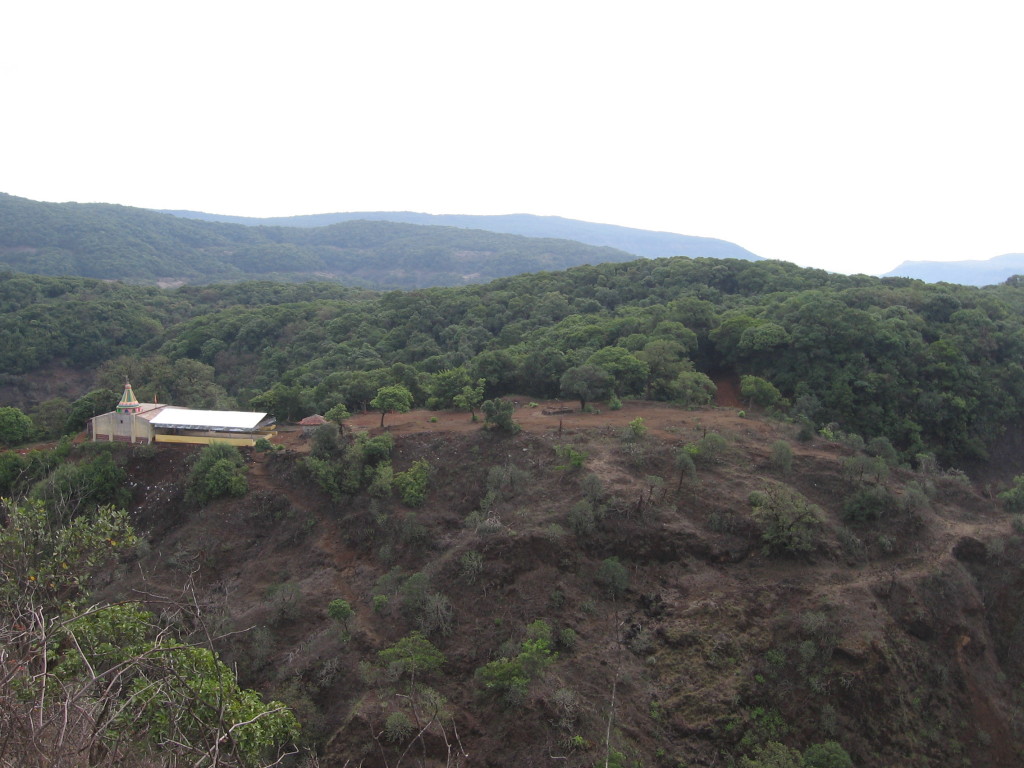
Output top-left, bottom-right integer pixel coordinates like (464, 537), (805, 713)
(90, 379), (275, 447)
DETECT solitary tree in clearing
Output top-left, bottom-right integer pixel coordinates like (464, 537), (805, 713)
(453, 378), (486, 422)
(371, 385), (414, 428)
(325, 403), (351, 435)
(559, 364), (612, 411)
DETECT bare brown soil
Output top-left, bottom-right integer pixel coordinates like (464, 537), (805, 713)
(282, 394), (761, 443)
(100, 398), (1024, 768)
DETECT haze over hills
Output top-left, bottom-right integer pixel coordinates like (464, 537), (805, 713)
(884, 253), (1024, 286)
(0, 193), (647, 289)
(6, 190), (1024, 290)
(172, 207), (1024, 286)
(160, 209), (764, 262)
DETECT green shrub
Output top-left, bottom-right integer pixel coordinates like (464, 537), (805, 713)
(486, 463), (531, 497)
(749, 484), (821, 556)
(568, 499), (599, 537)
(459, 550), (484, 583)
(30, 451), (129, 518)
(0, 406), (35, 447)
(688, 432), (728, 465)
(475, 657), (530, 706)
(803, 741), (854, 768)
(865, 436), (899, 466)
(394, 459), (431, 506)
(554, 445), (587, 470)
(557, 627), (578, 651)
(384, 711), (413, 743)
(596, 556), (629, 599)
(842, 454), (888, 485)
(916, 452), (940, 475)
(674, 449), (697, 490)
(481, 399), (519, 433)
(253, 437), (277, 452)
(327, 598), (354, 628)
(377, 631), (445, 678)
(338, 431), (395, 496)
(673, 370), (717, 407)
(999, 475), (1024, 512)
(739, 741), (802, 768)
(301, 456), (341, 500)
(367, 462), (393, 498)
(475, 620), (556, 705)
(739, 375), (786, 409)
(580, 472), (605, 502)
(418, 592), (454, 636)
(310, 423), (341, 458)
(769, 440), (793, 474)
(360, 432), (395, 463)
(185, 443), (248, 504)
(901, 481), (930, 513)
(843, 485), (895, 523)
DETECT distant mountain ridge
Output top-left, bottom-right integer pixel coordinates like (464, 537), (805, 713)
(0, 193), (642, 289)
(884, 253), (1024, 286)
(0, 193), (762, 289)
(160, 209), (763, 262)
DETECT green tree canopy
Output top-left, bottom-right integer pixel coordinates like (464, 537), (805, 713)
(378, 631), (446, 679)
(560, 364), (613, 411)
(0, 406), (34, 447)
(186, 443), (248, 504)
(740, 375), (787, 410)
(585, 346), (649, 396)
(371, 384), (414, 427)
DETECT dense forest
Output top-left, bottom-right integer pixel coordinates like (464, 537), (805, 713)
(0, 193), (640, 288)
(3, 254), (1024, 470)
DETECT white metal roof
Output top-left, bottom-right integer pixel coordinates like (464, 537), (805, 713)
(148, 408), (271, 432)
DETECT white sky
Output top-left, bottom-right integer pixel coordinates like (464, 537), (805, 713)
(3, 1), (1022, 275)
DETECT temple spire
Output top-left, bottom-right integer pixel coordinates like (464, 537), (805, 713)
(116, 378), (143, 414)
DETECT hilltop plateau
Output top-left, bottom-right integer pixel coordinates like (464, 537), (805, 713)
(82, 398), (1024, 767)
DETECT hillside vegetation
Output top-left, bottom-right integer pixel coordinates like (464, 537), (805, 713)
(5, 243), (1024, 766)
(0, 193), (637, 288)
(4, 400), (1024, 767)
(4, 255), (1024, 471)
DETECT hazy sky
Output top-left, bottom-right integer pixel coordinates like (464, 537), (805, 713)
(4, 2), (1021, 275)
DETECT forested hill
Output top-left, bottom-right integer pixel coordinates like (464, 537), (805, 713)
(0, 193), (637, 288)
(4, 255), (1024, 473)
(160, 209), (764, 261)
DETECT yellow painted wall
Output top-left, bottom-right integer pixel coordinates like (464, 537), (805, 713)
(154, 434), (258, 447)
